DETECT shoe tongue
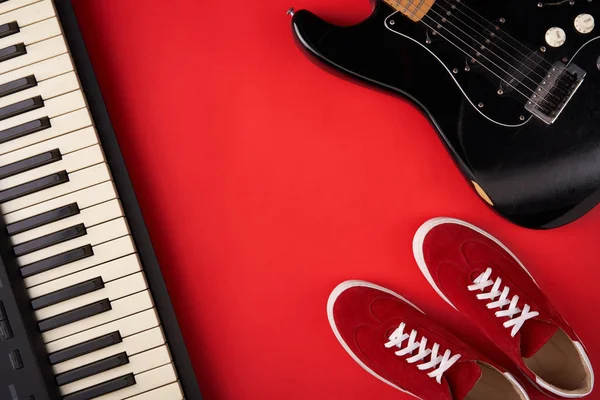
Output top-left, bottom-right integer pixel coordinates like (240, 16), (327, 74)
(444, 361), (482, 400)
(519, 319), (559, 357)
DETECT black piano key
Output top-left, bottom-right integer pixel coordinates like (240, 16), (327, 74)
(0, 43), (26, 63)
(38, 299), (111, 332)
(21, 245), (93, 278)
(0, 75), (36, 99)
(0, 117), (51, 144)
(0, 171), (68, 203)
(0, 96), (43, 122)
(13, 223), (86, 257)
(31, 277), (104, 310)
(7, 203), (80, 235)
(0, 22), (19, 40)
(49, 331), (122, 365)
(63, 374), (136, 400)
(56, 352), (129, 386)
(0, 149), (61, 180)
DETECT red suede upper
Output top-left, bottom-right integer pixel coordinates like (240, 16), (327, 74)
(331, 284), (504, 400)
(419, 221), (580, 383)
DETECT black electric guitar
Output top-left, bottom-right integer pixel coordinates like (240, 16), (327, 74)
(290, 0), (600, 229)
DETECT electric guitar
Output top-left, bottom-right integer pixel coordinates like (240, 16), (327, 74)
(290, 0), (600, 229)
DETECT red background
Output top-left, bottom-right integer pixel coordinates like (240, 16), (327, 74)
(70, 1), (600, 399)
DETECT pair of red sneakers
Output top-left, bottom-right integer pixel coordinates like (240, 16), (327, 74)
(328, 218), (594, 399)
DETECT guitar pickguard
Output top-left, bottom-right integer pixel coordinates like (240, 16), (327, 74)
(384, 0), (599, 128)
(384, 11), (531, 127)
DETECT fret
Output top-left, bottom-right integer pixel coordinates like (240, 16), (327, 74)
(384, 0), (435, 22)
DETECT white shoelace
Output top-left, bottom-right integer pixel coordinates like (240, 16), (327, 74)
(468, 267), (539, 337)
(384, 322), (461, 384)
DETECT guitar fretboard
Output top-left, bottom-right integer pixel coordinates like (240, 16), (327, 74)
(383, 0), (436, 22)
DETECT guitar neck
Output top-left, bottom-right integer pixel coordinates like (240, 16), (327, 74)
(382, 0), (436, 22)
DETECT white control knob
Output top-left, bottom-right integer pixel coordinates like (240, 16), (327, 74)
(574, 14), (595, 34)
(545, 27), (567, 48)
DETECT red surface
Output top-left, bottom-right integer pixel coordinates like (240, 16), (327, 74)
(71, 1), (600, 399)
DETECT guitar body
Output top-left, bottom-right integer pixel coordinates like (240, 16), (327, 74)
(291, 0), (600, 228)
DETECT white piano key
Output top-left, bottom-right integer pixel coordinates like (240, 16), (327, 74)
(43, 290), (155, 343)
(0, 53), (73, 86)
(0, 127), (98, 168)
(94, 364), (180, 400)
(28, 254), (141, 298)
(0, 0), (42, 16)
(0, 0), (55, 28)
(0, 108), (93, 156)
(1, 162), (111, 214)
(60, 345), (172, 395)
(0, 145), (104, 190)
(0, 90), (86, 132)
(53, 326), (166, 375)
(0, 71), (78, 109)
(11, 198), (123, 245)
(18, 217), (130, 266)
(0, 17), (60, 50)
(125, 382), (183, 400)
(46, 308), (160, 353)
(25, 235), (135, 288)
(35, 272), (148, 320)
(0, 35), (67, 75)
(5, 180), (115, 224)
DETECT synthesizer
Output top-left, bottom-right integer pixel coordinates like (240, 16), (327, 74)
(0, 0), (202, 399)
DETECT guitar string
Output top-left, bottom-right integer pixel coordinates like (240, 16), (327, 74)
(447, 0), (551, 67)
(424, 2), (561, 102)
(432, 0), (552, 83)
(432, 0), (567, 106)
(391, 0), (567, 109)
(441, 0), (552, 85)
(449, 0), (556, 69)
(417, 13), (547, 100)
(436, 0), (571, 104)
(412, 14), (537, 103)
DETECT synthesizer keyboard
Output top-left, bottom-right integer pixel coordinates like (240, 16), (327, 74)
(0, 1), (202, 399)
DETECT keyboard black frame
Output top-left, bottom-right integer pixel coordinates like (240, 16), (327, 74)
(54, 1), (203, 399)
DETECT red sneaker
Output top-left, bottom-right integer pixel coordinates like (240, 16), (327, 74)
(327, 280), (530, 399)
(414, 218), (594, 398)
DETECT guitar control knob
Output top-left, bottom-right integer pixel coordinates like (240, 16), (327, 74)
(574, 14), (595, 34)
(545, 27), (566, 47)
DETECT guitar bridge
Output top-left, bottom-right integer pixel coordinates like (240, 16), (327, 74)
(525, 62), (586, 125)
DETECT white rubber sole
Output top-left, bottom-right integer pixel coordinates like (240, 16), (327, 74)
(327, 280), (424, 399)
(412, 217), (538, 311)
